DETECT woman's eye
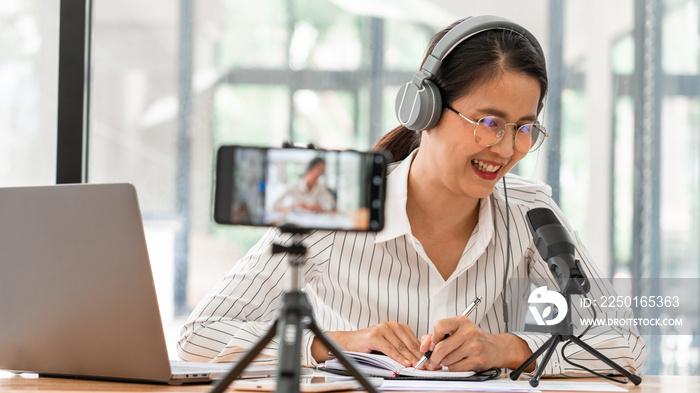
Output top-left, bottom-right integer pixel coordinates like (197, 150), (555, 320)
(481, 117), (500, 129)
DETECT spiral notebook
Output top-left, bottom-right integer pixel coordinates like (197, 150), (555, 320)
(318, 351), (500, 381)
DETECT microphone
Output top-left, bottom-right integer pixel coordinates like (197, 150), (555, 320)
(526, 208), (589, 294)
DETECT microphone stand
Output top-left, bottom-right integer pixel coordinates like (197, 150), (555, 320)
(209, 229), (380, 393)
(509, 266), (642, 387)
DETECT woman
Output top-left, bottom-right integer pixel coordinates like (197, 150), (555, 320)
(272, 157), (335, 214)
(178, 16), (645, 376)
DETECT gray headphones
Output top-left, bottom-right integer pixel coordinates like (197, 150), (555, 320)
(394, 15), (545, 132)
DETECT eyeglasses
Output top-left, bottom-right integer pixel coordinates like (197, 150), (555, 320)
(445, 105), (548, 153)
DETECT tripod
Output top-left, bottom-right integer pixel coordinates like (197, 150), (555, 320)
(209, 231), (380, 393)
(509, 278), (642, 387)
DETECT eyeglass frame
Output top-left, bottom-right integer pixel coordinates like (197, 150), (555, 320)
(444, 105), (549, 153)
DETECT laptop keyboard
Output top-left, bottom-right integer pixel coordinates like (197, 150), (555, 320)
(171, 360), (233, 374)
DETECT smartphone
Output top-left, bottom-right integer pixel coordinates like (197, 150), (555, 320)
(231, 375), (383, 392)
(214, 145), (389, 231)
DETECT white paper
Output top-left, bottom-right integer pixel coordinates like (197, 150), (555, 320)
(323, 351), (474, 379)
(379, 379), (540, 392)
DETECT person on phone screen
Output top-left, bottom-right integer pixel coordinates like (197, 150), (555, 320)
(272, 157), (335, 214)
(178, 16), (645, 377)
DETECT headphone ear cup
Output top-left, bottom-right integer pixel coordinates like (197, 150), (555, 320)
(395, 78), (443, 132)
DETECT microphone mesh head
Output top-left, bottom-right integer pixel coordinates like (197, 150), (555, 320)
(526, 208), (560, 232)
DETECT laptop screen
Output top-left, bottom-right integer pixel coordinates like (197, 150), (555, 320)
(0, 183), (173, 381)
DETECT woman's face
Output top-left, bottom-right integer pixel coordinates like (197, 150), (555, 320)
(423, 71), (541, 200)
(307, 162), (325, 185)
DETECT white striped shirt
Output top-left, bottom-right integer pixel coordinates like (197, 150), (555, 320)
(178, 150), (646, 376)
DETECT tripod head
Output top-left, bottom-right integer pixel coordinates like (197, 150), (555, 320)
(270, 226), (313, 293)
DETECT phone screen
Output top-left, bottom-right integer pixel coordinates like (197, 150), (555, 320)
(214, 145), (389, 232)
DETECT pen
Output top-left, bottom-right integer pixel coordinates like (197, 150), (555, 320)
(415, 296), (482, 369)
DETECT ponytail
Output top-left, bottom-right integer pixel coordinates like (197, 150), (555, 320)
(372, 125), (421, 162)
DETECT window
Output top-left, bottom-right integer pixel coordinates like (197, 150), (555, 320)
(53, 0), (699, 373)
(0, 1), (59, 187)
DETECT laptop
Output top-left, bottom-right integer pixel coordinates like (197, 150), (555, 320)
(0, 183), (277, 384)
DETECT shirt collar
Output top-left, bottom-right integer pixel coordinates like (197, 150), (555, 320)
(374, 149), (416, 243)
(374, 149), (499, 251)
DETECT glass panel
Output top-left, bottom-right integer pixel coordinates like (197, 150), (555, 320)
(559, 89), (589, 240)
(384, 19), (432, 71)
(610, 0), (700, 375)
(382, 85), (401, 137)
(612, 36), (635, 75)
(76, 0), (700, 374)
(662, 0), (699, 74)
(660, 96), (700, 277)
(88, 0), (182, 355)
(217, 0), (288, 69)
(0, 0), (59, 186)
(557, 0), (635, 279)
(292, 89), (357, 149)
(292, 0), (363, 71)
(214, 84), (290, 145)
(613, 96), (635, 267)
(658, 96), (700, 375)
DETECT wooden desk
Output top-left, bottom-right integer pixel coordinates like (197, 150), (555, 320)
(0, 374), (698, 393)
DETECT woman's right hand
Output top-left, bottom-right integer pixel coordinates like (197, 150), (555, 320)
(311, 322), (423, 367)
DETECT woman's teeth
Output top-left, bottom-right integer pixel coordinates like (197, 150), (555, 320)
(472, 159), (501, 173)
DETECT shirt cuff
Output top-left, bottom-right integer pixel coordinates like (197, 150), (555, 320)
(301, 329), (318, 367)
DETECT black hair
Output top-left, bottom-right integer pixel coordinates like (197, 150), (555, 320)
(305, 157), (326, 174)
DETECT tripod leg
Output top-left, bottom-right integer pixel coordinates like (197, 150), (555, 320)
(209, 319), (279, 393)
(306, 320), (380, 393)
(528, 335), (563, 387)
(569, 336), (642, 385)
(510, 334), (557, 380)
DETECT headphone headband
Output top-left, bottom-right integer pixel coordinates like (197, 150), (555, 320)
(425, 16), (545, 76)
(395, 15), (545, 132)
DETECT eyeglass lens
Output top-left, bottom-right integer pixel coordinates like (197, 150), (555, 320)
(475, 116), (545, 153)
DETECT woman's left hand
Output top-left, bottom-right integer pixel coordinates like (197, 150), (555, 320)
(419, 316), (534, 372)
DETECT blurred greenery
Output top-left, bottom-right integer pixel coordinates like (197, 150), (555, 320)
(213, 84), (290, 146)
(212, 224), (269, 253)
(218, 0), (288, 68)
(384, 19), (433, 71)
(613, 96), (635, 266)
(559, 89), (589, 243)
(209, 2), (431, 246)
